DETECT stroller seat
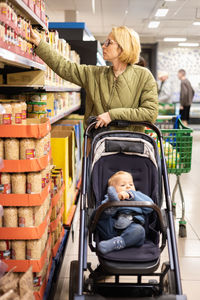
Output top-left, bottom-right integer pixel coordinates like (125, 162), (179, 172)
(89, 134), (163, 275)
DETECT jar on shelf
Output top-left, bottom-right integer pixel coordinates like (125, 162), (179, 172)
(11, 102), (22, 124)
(27, 172), (42, 194)
(4, 138), (19, 160)
(3, 207), (18, 227)
(20, 138), (35, 160)
(11, 173), (26, 194)
(0, 173), (11, 194)
(0, 103), (12, 125)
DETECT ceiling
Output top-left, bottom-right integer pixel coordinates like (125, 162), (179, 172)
(46, 0), (200, 44)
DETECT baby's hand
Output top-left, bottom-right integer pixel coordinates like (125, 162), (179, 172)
(118, 191), (130, 200)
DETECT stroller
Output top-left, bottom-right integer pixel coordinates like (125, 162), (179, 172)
(69, 119), (187, 300)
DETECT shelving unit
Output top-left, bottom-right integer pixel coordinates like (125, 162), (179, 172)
(9, 0), (48, 30)
(0, 84), (81, 92)
(0, 47), (45, 70)
(50, 103), (81, 124)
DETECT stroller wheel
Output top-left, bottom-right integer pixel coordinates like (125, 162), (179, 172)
(69, 260), (79, 300)
(162, 263), (176, 294)
(179, 223), (187, 238)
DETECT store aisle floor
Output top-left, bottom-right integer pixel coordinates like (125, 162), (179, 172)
(54, 131), (200, 300)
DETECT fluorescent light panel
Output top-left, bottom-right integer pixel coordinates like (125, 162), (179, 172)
(155, 8), (169, 17)
(193, 22), (200, 25)
(165, 0), (176, 2)
(164, 37), (187, 42)
(179, 42), (199, 47)
(148, 21), (160, 28)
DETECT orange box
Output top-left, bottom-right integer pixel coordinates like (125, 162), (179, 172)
(0, 207), (52, 240)
(2, 234), (52, 273)
(0, 118), (50, 138)
(0, 181), (50, 207)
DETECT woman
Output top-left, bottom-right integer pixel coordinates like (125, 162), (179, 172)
(30, 26), (158, 131)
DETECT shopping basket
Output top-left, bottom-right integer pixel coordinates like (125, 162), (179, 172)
(146, 116), (193, 237)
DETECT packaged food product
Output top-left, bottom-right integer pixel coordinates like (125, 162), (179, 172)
(20, 102), (27, 120)
(27, 112), (47, 119)
(4, 138), (19, 160)
(0, 139), (3, 159)
(34, 204), (44, 227)
(0, 289), (19, 300)
(0, 173), (11, 194)
(11, 173), (26, 194)
(0, 241), (10, 259)
(30, 94), (41, 102)
(26, 239), (42, 260)
(11, 241), (26, 260)
(27, 102), (33, 113)
(35, 137), (45, 158)
(0, 103), (12, 125)
(51, 206), (57, 222)
(27, 172), (42, 194)
(40, 168), (46, 189)
(44, 132), (51, 154)
(32, 102), (47, 112)
(3, 207), (18, 227)
(19, 267), (34, 298)
(41, 227), (48, 253)
(20, 139), (35, 160)
(45, 164), (51, 184)
(11, 102), (22, 124)
(18, 207), (34, 227)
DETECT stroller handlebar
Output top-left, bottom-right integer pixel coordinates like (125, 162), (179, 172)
(86, 116), (162, 138)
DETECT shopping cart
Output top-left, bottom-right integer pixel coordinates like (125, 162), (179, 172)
(146, 115), (193, 237)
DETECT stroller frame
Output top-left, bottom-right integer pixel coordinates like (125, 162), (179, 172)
(70, 120), (186, 300)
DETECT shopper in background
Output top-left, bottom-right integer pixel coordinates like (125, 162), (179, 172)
(157, 71), (172, 103)
(178, 69), (194, 126)
(30, 26), (158, 131)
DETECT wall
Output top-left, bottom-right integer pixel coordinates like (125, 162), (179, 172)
(158, 44), (200, 102)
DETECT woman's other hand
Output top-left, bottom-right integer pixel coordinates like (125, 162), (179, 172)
(95, 112), (112, 129)
(30, 27), (41, 46)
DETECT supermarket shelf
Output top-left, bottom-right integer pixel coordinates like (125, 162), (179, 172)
(50, 104), (81, 124)
(0, 47), (46, 70)
(0, 84), (81, 93)
(10, 0), (48, 30)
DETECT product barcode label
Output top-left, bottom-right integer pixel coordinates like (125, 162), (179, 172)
(26, 149), (35, 159)
(3, 114), (12, 124)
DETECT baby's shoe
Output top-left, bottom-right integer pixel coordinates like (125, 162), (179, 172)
(107, 186), (120, 202)
(98, 236), (125, 254)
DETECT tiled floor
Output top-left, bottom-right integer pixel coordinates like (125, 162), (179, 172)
(54, 130), (200, 300)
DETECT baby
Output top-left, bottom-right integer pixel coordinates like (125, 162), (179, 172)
(97, 171), (153, 254)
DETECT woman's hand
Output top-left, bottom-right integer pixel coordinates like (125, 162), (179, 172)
(30, 27), (41, 47)
(95, 112), (112, 129)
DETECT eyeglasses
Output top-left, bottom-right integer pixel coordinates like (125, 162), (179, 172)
(103, 39), (118, 47)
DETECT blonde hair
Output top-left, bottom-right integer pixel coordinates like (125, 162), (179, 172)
(108, 171), (133, 186)
(112, 26), (141, 65)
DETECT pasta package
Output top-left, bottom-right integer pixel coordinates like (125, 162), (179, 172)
(40, 169), (46, 189)
(26, 239), (42, 260)
(4, 139), (19, 160)
(27, 172), (42, 194)
(0, 173), (11, 194)
(35, 138), (45, 158)
(0, 103), (12, 125)
(20, 102), (27, 121)
(11, 173), (26, 194)
(34, 205), (44, 227)
(11, 103), (22, 125)
(0, 138), (3, 159)
(0, 241), (10, 260)
(20, 139), (35, 160)
(11, 241), (26, 260)
(3, 207), (18, 227)
(18, 207), (34, 227)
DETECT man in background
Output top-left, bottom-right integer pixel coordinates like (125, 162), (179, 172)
(178, 69), (194, 126)
(158, 71), (172, 103)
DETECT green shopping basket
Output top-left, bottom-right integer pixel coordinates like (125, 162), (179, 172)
(146, 117), (193, 237)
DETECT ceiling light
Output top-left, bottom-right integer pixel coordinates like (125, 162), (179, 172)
(155, 8), (169, 17)
(178, 42), (199, 47)
(164, 37), (187, 42)
(193, 22), (200, 25)
(148, 21), (160, 28)
(164, 0), (176, 2)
